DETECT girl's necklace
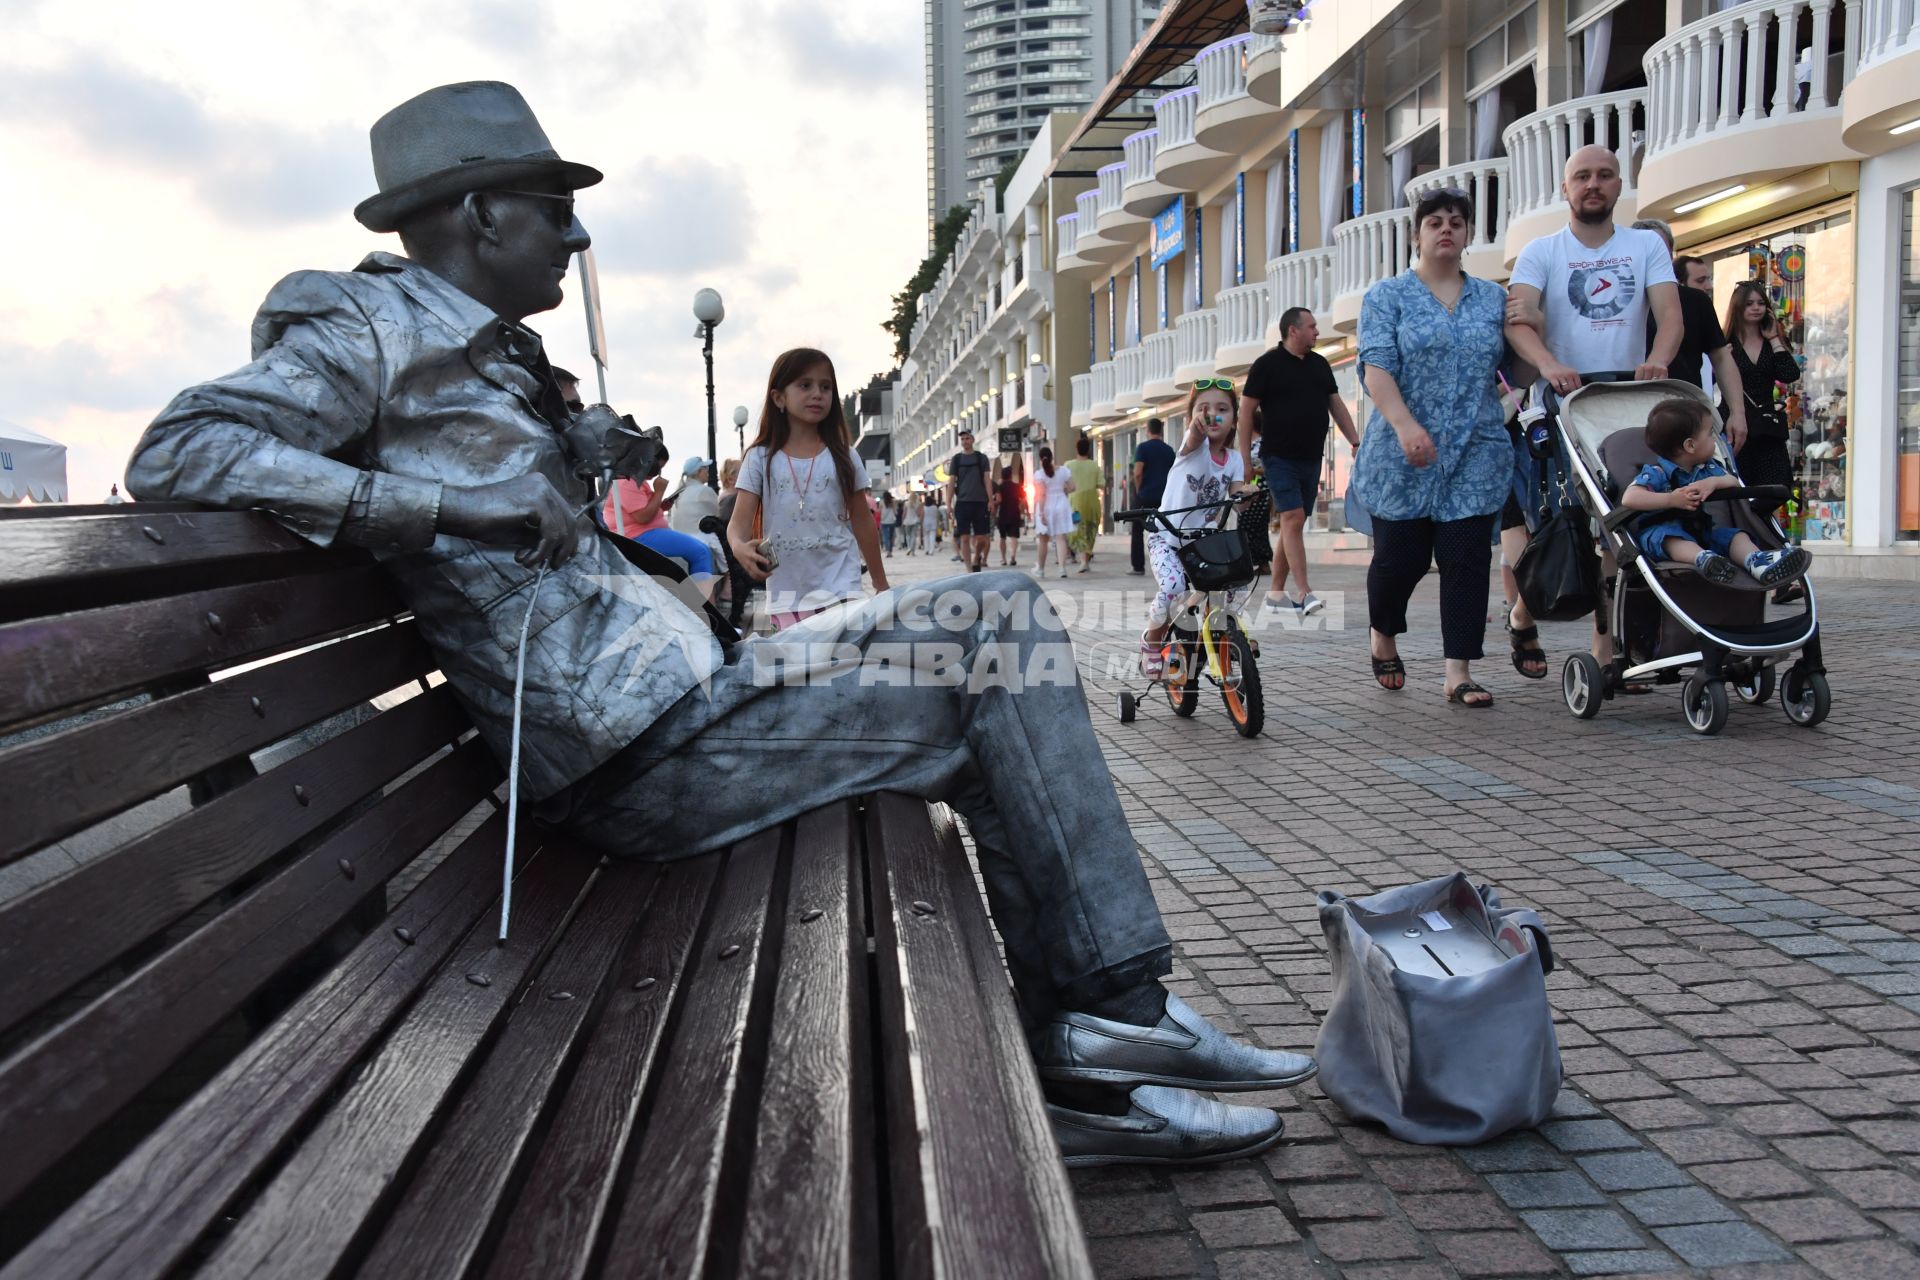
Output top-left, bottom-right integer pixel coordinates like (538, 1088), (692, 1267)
(785, 448), (821, 515)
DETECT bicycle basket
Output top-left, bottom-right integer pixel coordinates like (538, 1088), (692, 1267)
(1178, 527), (1255, 591)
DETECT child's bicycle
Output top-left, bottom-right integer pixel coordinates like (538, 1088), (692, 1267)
(1114, 497), (1266, 738)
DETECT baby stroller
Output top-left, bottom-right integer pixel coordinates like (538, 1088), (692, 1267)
(1543, 376), (1828, 736)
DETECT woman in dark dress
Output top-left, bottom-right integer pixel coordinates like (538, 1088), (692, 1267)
(1723, 281), (1804, 601)
(995, 465), (1026, 567)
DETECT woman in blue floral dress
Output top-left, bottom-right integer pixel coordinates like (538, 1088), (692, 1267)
(1351, 189), (1519, 708)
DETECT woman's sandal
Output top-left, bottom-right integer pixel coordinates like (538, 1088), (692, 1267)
(1506, 616), (1548, 680)
(1371, 655), (1405, 691)
(1446, 680), (1494, 708)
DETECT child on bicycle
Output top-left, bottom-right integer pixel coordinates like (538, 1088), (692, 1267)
(1141, 379), (1251, 676)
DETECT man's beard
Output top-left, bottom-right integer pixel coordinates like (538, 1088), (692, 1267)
(1573, 197), (1615, 226)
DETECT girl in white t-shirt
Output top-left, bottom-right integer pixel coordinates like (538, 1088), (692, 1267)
(1141, 380), (1249, 676)
(728, 348), (888, 627)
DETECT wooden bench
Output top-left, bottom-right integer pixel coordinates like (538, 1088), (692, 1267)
(0, 505), (1093, 1279)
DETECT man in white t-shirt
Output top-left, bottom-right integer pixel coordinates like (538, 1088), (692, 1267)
(1505, 143), (1683, 681)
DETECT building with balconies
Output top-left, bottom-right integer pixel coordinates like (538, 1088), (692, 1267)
(927, 0), (1168, 231)
(1016, 0), (1920, 561)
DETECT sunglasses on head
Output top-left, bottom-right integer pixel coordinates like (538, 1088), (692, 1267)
(488, 189), (577, 230)
(1193, 378), (1235, 391)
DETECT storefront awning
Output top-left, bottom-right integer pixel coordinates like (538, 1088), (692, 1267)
(0, 419), (68, 503)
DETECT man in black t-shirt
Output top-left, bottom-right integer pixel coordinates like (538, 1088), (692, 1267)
(1635, 221), (1747, 452)
(1238, 308), (1359, 616)
(1129, 417), (1175, 573)
(945, 428), (994, 571)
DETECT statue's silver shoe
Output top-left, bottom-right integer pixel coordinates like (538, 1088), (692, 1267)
(1033, 993), (1318, 1091)
(1050, 1086), (1285, 1167)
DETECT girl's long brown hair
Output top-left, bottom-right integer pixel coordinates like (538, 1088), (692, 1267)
(1724, 281), (1794, 355)
(751, 347), (861, 515)
(1182, 381), (1240, 448)
(1038, 446), (1055, 477)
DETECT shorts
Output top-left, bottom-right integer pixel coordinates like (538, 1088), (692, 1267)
(1262, 455), (1321, 517)
(1637, 520), (1738, 563)
(953, 500), (991, 538)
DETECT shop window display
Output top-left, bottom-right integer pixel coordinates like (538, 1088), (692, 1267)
(1705, 209), (1853, 543)
(1900, 189), (1920, 541)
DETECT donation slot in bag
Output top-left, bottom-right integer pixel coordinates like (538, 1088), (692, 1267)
(1314, 873), (1561, 1146)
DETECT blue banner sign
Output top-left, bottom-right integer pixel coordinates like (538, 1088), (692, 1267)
(1150, 195), (1186, 269)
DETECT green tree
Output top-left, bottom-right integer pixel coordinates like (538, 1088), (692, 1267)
(883, 203), (972, 363)
(993, 157), (1019, 200)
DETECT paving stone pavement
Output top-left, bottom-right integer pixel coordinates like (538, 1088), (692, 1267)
(884, 540), (1920, 1279)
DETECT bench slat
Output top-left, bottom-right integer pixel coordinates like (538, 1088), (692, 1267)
(195, 841), (601, 1280)
(0, 621), (436, 867)
(0, 510), (314, 592)
(739, 800), (879, 1279)
(0, 809), (512, 1280)
(355, 855), (659, 1279)
(867, 793), (1062, 1278)
(0, 564), (403, 728)
(0, 737), (498, 1211)
(479, 855), (722, 1280)
(597, 832), (784, 1279)
(0, 685), (476, 1034)
(933, 805), (1097, 1280)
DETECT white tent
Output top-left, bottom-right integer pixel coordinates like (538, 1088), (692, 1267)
(0, 420), (68, 503)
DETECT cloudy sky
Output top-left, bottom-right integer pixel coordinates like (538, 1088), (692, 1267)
(0, 0), (927, 504)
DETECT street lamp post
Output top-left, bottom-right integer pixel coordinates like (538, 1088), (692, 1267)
(732, 404), (749, 456)
(692, 288), (725, 490)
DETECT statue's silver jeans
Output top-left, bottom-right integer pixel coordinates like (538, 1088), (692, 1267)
(552, 570), (1173, 1028)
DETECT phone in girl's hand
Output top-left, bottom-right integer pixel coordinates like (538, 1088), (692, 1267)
(753, 538), (779, 571)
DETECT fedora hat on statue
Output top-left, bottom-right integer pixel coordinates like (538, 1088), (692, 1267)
(354, 81), (602, 232)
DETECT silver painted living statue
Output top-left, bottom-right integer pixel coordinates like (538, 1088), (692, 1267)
(125, 81), (1316, 1166)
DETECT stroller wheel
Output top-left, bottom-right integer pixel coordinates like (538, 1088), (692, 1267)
(1681, 676), (1730, 736)
(1562, 653), (1604, 719)
(1732, 665), (1775, 705)
(1780, 668), (1831, 727)
(1116, 690), (1137, 723)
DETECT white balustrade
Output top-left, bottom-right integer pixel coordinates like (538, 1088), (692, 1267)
(1249, 31), (1283, 60)
(1333, 209), (1414, 305)
(1075, 189), (1101, 230)
(1403, 158), (1512, 251)
(1859, 0), (1920, 67)
(1154, 86), (1202, 151)
(1645, 0), (1858, 157)
(1056, 212), (1079, 260)
(1195, 34), (1254, 112)
(1097, 161), (1127, 220)
(1090, 360), (1117, 415)
(1173, 308), (1221, 381)
(1217, 281), (1271, 352)
(1114, 344), (1147, 405)
(1070, 372), (1093, 421)
(1122, 129), (1160, 191)
(1143, 330), (1177, 391)
(1503, 89), (1648, 225)
(1267, 248), (1335, 319)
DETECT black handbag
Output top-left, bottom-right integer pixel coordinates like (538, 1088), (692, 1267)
(1514, 504), (1601, 622)
(1178, 527), (1256, 591)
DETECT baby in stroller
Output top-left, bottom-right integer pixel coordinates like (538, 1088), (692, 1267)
(1622, 399), (1810, 588)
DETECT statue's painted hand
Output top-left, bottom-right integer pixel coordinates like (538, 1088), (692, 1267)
(439, 473), (581, 569)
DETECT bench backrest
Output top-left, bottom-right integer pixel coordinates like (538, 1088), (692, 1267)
(0, 506), (499, 1240)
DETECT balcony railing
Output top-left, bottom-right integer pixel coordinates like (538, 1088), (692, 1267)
(1113, 343), (1148, 407)
(1268, 248), (1336, 320)
(1404, 158), (1512, 252)
(1090, 360), (1118, 417)
(1096, 161), (1126, 220)
(1122, 128), (1159, 192)
(1172, 308), (1221, 383)
(1216, 281), (1270, 356)
(1056, 212), (1080, 260)
(1195, 34), (1254, 113)
(1860, 0), (1920, 66)
(1503, 89), (1648, 227)
(1154, 86), (1202, 152)
(1333, 209), (1414, 306)
(1074, 189), (1101, 235)
(1645, 0), (1856, 158)
(1142, 330), (1177, 394)
(962, 22), (1087, 52)
(1070, 372), (1093, 423)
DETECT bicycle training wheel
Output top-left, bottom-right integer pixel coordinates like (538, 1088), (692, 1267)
(1166, 637), (1199, 717)
(1217, 618), (1264, 738)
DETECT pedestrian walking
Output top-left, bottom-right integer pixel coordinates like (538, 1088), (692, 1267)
(1066, 437), (1103, 574)
(945, 429), (994, 572)
(1722, 280), (1806, 603)
(1129, 418), (1174, 575)
(995, 465), (1026, 566)
(1033, 446), (1075, 579)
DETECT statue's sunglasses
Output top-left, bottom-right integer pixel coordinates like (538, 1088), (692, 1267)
(488, 190), (577, 230)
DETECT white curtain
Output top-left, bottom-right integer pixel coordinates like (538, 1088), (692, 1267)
(1582, 14), (1614, 97)
(1389, 146), (1414, 209)
(1318, 119), (1345, 248)
(1221, 193), (1239, 290)
(1124, 270), (1140, 346)
(1472, 88), (1502, 161)
(1265, 163), (1286, 263)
